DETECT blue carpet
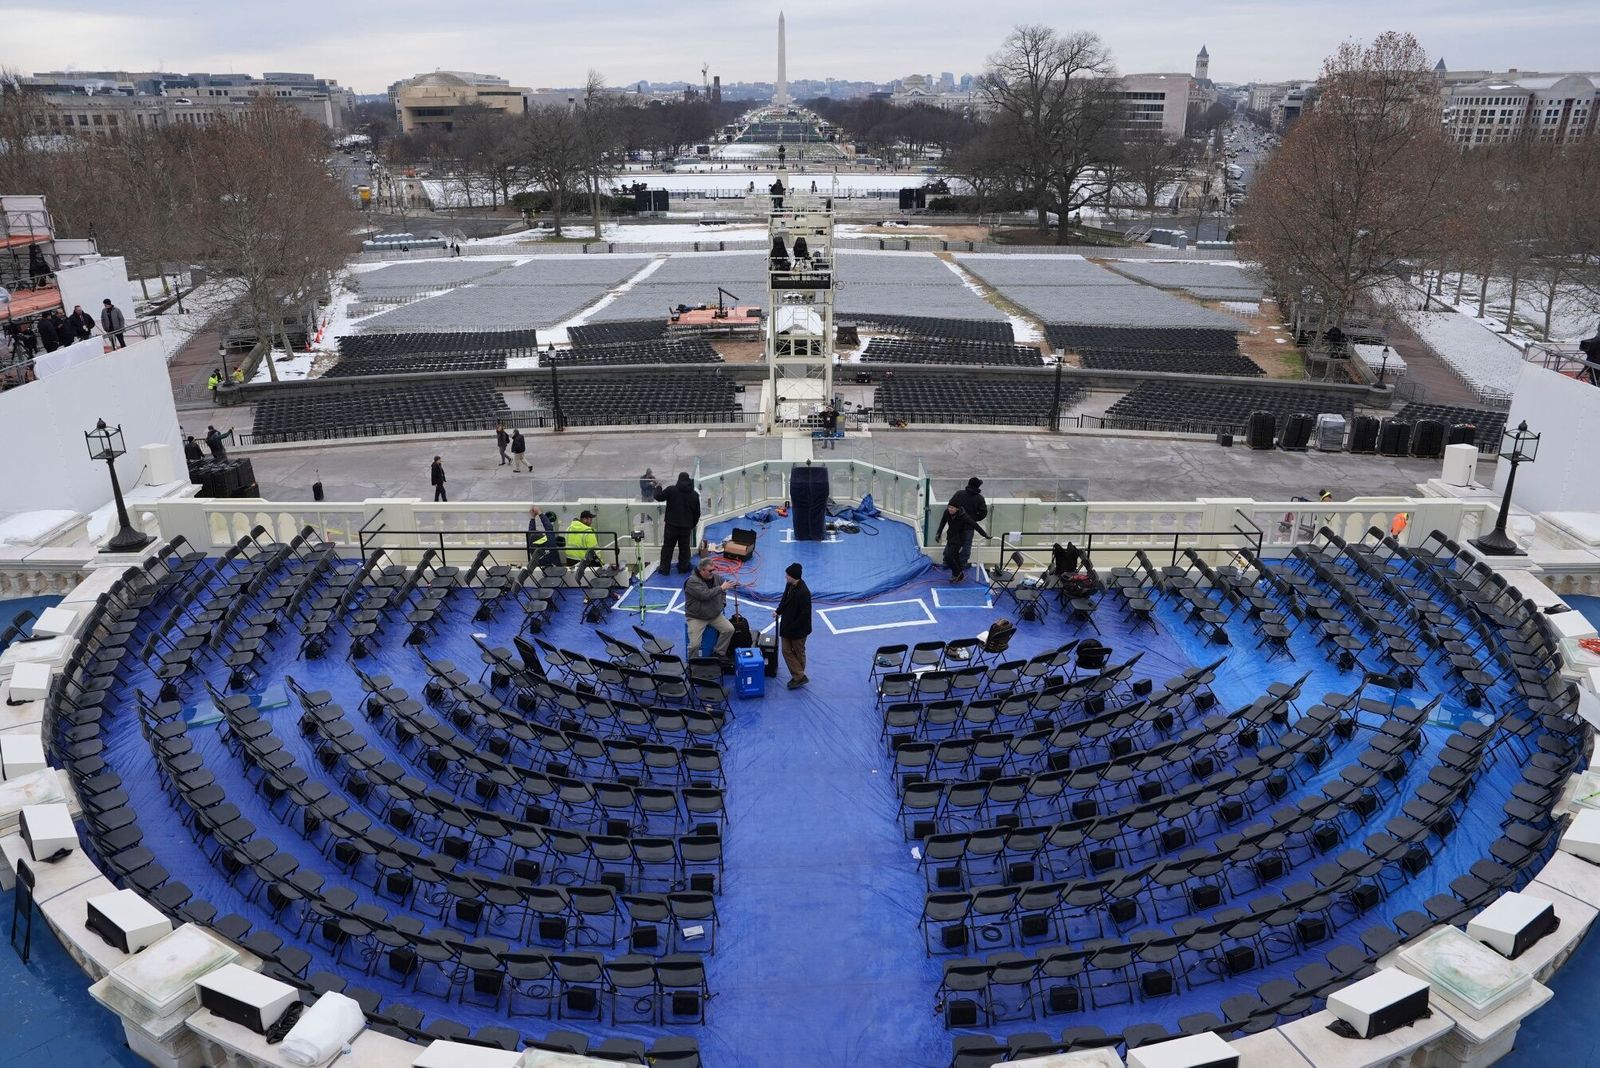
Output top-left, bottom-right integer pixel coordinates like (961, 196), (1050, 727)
(1498, 594), (1600, 1067)
(32, 536), (1553, 1065)
(0, 888), (144, 1067)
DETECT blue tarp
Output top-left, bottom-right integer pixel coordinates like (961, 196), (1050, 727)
(93, 523), (1532, 1066)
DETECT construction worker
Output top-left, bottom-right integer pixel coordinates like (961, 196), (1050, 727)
(565, 509), (600, 566)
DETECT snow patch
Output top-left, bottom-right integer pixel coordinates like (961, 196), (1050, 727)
(0, 510), (80, 547)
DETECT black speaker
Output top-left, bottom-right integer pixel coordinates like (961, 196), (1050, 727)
(1412, 419), (1446, 458)
(652, 189), (670, 212)
(1245, 410), (1276, 449)
(790, 465), (829, 541)
(1350, 414), (1381, 454)
(634, 190), (651, 212)
(1378, 419), (1412, 456)
(1447, 422), (1477, 446)
(1216, 431), (1233, 447)
(1279, 412), (1314, 451)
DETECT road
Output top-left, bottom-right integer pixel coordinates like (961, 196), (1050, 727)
(329, 151), (372, 208)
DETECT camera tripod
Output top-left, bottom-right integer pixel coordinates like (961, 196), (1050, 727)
(628, 529), (675, 623)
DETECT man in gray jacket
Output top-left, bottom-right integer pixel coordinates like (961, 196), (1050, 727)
(683, 557), (736, 659)
(101, 298), (128, 349)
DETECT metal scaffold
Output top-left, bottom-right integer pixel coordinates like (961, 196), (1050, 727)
(764, 170), (835, 429)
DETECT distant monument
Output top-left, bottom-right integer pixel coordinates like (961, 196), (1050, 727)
(775, 12), (789, 105)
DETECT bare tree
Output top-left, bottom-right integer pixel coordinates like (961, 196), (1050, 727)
(1240, 32), (1459, 334)
(979, 25), (1122, 241)
(577, 72), (624, 241)
(1118, 131), (1194, 212)
(522, 105), (586, 238)
(187, 102), (359, 380)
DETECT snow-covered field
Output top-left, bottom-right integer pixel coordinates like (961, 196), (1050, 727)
(1420, 272), (1597, 344)
(421, 171), (964, 209)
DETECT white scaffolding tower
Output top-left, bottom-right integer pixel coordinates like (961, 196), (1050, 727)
(764, 173), (835, 429)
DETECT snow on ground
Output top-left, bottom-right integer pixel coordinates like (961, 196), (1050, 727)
(139, 280), (237, 363)
(422, 171), (962, 208)
(1377, 277), (1528, 401)
(1424, 271), (1598, 343)
(511, 221), (769, 244)
(555, 257), (669, 330)
(0, 510), (79, 546)
(250, 348), (314, 383)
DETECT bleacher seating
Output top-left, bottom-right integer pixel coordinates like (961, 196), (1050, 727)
(251, 382), (509, 443)
(324, 352), (508, 378)
(1077, 351), (1263, 377)
(336, 331), (541, 361)
(545, 339), (721, 367)
(1393, 403), (1507, 452)
(569, 320), (668, 349)
(845, 315), (1015, 345)
(1047, 326), (1240, 355)
(862, 338), (1044, 368)
(876, 373), (1080, 426)
(1103, 382), (1357, 434)
(530, 370), (741, 426)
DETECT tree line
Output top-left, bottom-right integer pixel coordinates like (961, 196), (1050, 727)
(929, 25), (1216, 239)
(1238, 32), (1600, 342)
(362, 84), (747, 235)
(0, 74), (358, 378)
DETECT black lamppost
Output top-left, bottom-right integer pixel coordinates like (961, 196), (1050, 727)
(1470, 420), (1539, 557)
(548, 360), (566, 432)
(1376, 345), (1391, 388)
(85, 419), (154, 553)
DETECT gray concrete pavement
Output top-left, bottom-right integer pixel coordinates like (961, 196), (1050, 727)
(232, 426), (1458, 505)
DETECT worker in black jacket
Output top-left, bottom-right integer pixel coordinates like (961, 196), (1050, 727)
(934, 476), (989, 582)
(654, 471), (701, 575)
(775, 562), (813, 689)
(430, 455), (447, 501)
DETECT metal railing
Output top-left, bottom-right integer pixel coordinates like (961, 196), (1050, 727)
(1525, 343), (1600, 385)
(996, 512), (1265, 573)
(356, 518), (625, 572)
(1, 318), (163, 389)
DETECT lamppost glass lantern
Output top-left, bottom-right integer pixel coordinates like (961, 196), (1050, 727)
(85, 418), (154, 553)
(1470, 420), (1538, 556)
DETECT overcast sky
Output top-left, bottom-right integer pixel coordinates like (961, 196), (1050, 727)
(3, 0), (1596, 92)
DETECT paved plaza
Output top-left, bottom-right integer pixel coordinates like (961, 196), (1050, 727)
(218, 425), (1453, 505)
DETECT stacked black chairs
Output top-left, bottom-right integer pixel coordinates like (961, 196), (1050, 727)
(846, 315), (1015, 344)
(1104, 384), (1356, 436)
(877, 373), (1080, 427)
(251, 382), (511, 443)
(1393, 404), (1507, 453)
(863, 338), (1045, 367)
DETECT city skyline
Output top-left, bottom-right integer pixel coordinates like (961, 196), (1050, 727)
(3, 0), (1598, 93)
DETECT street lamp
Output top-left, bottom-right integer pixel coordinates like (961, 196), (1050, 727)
(85, 419), (154, 553)
(1376, 345), (1391, 388)
(1470, 420), (1539, 557)
(548, 360), (566, 432)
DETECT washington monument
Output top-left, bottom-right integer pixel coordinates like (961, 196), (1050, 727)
(775, 12), (789, 105)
